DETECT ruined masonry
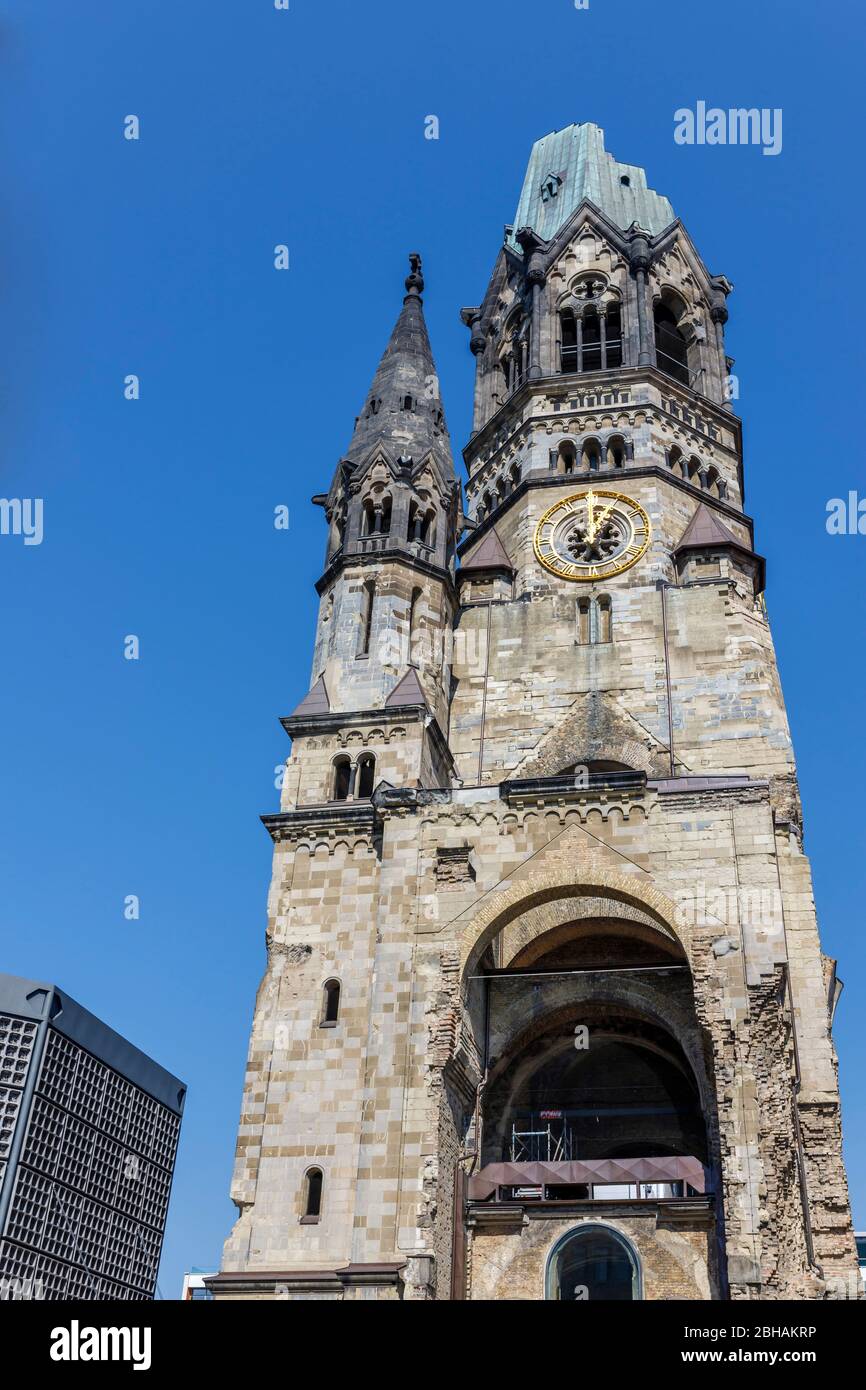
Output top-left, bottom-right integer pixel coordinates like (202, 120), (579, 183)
(210, 123), (860, 1301)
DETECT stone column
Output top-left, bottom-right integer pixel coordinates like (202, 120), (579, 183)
(629, 229), (653, 367)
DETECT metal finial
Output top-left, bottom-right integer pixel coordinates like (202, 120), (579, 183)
(405, 252), (424, 299)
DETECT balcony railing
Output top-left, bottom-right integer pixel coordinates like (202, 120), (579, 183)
(468, 1156), (708, 1204)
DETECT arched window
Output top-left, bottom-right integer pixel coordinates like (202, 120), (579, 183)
(607, 435), (626, 470)
(509, 462), (521, 490)
(379, 496), (392, 535)
(686, 457), (702, 484)
(577, 597), (591, 645)
(546, 1225), (641, 1301)
(654, 300), (690, 386)
(667, 445), (683, 475)
(321, 979), (341, 1025)
(703, 466), (718, 496)
(605, 305), (623, 369)
(401, 395), (414, 411)
(356, 753), (376, 799)
(332, 757), (351, 801)
(560, 309), (578, 373)
(598, 594), (612, 644)
(302, 1168), (323, 1222)
(582, 309), (602, 372)
(558, 441), (577, 475)
(408, 586), (422, 665)
(358, 580), (375, 656)
(581, 438), (601, 473)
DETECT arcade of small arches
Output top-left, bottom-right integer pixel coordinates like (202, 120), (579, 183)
(359, 491), (438, 547)
(475, 461), (523, 523)
(665, 445), (726, 498)
(551, 433), (631, 476)
(330, 751), (377, 801)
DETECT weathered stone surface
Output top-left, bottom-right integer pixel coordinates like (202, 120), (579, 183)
(212, 127), (860, 1303)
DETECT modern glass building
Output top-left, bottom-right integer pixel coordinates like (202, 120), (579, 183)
(0, 973), (185, 1300)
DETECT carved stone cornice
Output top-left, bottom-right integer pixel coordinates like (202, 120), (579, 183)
(262, 802), (377, 845)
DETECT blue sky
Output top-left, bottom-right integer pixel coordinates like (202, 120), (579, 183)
(0, 0), (863, 1296)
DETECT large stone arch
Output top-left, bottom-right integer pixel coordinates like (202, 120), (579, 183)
(458, 867), (692, 981)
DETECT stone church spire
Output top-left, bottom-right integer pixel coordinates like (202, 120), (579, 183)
(343, 254), (454, 489)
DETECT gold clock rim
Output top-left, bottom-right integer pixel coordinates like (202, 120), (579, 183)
(532, 488), (652, 583)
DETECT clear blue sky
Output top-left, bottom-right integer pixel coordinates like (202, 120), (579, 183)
(1, 0), (863, 1296)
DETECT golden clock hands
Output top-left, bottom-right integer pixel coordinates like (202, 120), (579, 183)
(586, 490), (597, 541)
(594, 501), (615, 533)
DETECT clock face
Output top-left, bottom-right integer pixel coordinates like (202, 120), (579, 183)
(533, 489), (651, 581)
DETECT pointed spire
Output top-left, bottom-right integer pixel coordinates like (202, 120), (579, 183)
(343, 255), (454, 482)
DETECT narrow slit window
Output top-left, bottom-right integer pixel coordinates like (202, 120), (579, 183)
(303, 1168), (323, 1220)
(322, 980), (341, 1025)
(359, 581), (375, 655)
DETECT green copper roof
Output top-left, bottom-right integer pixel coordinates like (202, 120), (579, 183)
(509, 123), (675, 248)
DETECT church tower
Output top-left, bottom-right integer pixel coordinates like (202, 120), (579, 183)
(212, 124), (860, 1302)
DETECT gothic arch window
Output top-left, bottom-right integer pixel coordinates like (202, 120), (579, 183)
(605, 304), (623, 369)
(686, 457), (702, 484)
(321, 979), (341, 1026)
(581, 438), (601, 473)
(356, 753), (376, 799)
(509, 462), (521, 490)
(332, 756), (351, 801)
(302, 1168), (324, 1222)
(546, 1224), (642, 1301)
(582, 308), (602, 372)
(358, 580), (375, 656)
(654, 296), (691, 386)
(362, 494), (392, 537)
(560, 308), (578, 373)
(366, 397), (382, 418)
(667, 444), (683, 475)
(560, 299), (623, 375)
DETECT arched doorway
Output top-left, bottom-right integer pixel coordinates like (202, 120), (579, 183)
(546, 1224), (641, 1301)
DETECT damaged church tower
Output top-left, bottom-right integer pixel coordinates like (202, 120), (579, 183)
(211, 124), (860, 1301)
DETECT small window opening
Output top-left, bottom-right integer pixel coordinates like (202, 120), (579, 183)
(303, 1168), (323, 1220)
(356, 754), (376, 799)
(332, 757), (351, 801)
(322, 979), (341, 1025)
